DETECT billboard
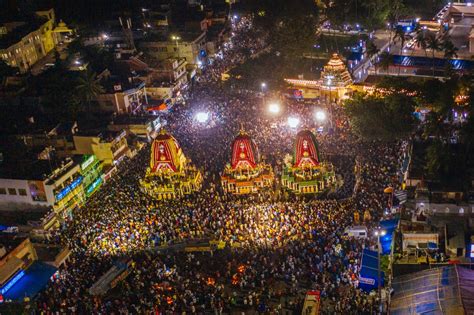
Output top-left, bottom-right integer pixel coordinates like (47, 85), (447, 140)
(28, 181), (47, 202)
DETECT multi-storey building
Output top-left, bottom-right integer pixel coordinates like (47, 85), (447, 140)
(0, 9), (72, 73)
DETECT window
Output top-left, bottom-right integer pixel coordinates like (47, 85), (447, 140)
(18, 189), (27, 196)
(8, 188), (16, 195)
(0, 188), (6, 194)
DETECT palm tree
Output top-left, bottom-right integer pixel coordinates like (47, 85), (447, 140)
(378, 51), (393, 74)
(75, 69), (105, 111)
(426, 33), (442, 77)
(366, 40), (380, 73)
(415, 29), (429, 58)
(442, 38), (458, 60)
(393, 26), (406, 75)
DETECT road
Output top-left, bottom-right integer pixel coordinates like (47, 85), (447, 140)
(351, 29), (392, 82)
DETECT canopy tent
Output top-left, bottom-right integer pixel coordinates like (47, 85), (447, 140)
(390, 265), (474, 314)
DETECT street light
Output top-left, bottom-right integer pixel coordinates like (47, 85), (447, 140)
(268, 103), (281, 114)
(315, 110), (326, 122)
(287, 116), (300, 129)
(171, 35), (181, 59)
(195, 112), (209, 123)
(261, 82), (267, 91)
(374, 228), (387, 314)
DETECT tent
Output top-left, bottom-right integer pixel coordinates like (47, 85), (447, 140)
(358, 249), (384, 292)
(390, 265), (474, 314)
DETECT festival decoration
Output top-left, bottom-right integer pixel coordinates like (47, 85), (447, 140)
(281, 130), (338, 194)
(140, 129), (202, 200)
(221, 127), (274, 194)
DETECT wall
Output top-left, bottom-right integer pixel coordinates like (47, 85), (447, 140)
(0, 178), (53, 210)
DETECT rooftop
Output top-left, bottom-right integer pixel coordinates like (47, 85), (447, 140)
(0, 17), (47, 49)
(75, 128), (126, 142)
(141, 30), (205, 43)
(111, 115), (159, 126)
(0, 236), (28, 257)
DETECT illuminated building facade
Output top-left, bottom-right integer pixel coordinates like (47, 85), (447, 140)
(221, 129), (274, 194)
(281, 130), (337, 194)
(284, 53), (354, 102)
(0, 238), (37, 296)
(0, 9), (73, 73)
(140, 129), (202, 200)
(79, 155), (103, 198)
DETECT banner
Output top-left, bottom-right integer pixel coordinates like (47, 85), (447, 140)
(28, 181), (47, 202)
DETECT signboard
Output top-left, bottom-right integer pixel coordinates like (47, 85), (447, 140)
(359, 276), (375, 285)
(28, 180), (47, 202)
(470, 244), (474, 258)
(110, 269), (130, 289)
(86, 177), (102, 195)
(55, 176), (83, 202)
(81, 155), (95, 170)
(302, 290), (320, 315)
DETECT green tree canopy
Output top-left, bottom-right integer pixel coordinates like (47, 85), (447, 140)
(345, 91), (417, 141)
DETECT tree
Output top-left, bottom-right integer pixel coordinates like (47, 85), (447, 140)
(344, 91), (417, 141)
(0, 60), (18, 84)
(393, 26), (407, 75)
(377, 51), (393, 74)
(424, 139), (450, 178)
(415, 29), (429, 58)
(271, 15), (318, 59)
(426, 32), (442, 77)
(442, 38), (458, 59)
(75, 69), (104, 111)
(366, 40), (380, 73)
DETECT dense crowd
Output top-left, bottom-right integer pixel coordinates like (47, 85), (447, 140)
(32, 16), (403, 314)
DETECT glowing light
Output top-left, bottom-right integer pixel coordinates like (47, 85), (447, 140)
(101, 33), (109, 40)
(315, 111), (326, 122)
(0, 270), (25, 294)
(195, 112), (209, 123)
(287, 117), (300, 128)
(268, 103), (281, 114)
(261, 82), (266, 88)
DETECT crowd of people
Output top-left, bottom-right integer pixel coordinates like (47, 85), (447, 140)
(32, 16), (404, 314)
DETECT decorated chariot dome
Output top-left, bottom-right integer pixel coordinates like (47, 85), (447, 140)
(150, 129), (186, 174)
(282, 129), (338, 194)
(293, 130), (321, 168)
(320, 53), (353, 90)
(221, 126), (274, 194)
(231, 129), (259, 170)
(140, 129), (202, 200)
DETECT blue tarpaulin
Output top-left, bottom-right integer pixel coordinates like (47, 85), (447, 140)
(358, 249), (385, 292)
(380, 218), (399, 255)
(3, 262), (57, 301)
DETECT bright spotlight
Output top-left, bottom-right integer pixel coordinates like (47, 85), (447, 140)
(195, 112), (209, 123)
(268, 103), (280, 114)
(233, 15), (238, 19)
(315, 111), (326, 122)
(287, 117), (300, 128)
(261, 82), (267, 88)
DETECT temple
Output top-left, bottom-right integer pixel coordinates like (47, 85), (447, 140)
(140, 129), (202, 200)
(281, 130), (337, 194)
(284, 53), (355, 102)
(221, 128), (274, 194)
